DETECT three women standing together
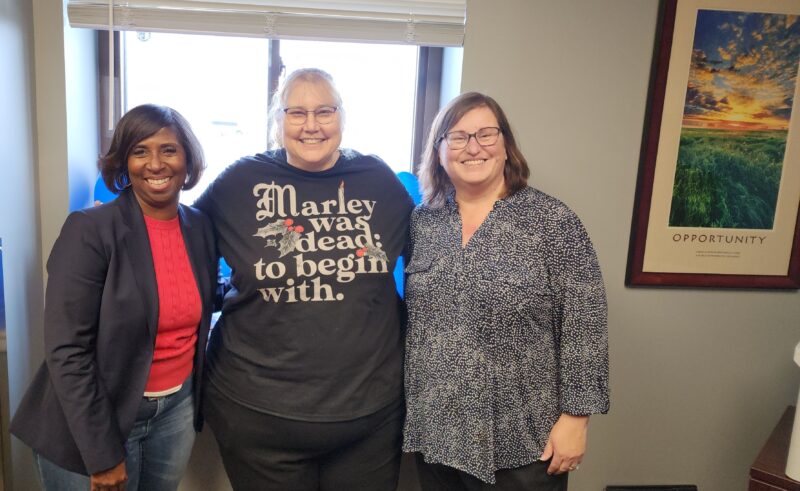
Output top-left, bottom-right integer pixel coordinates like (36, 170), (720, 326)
(11, 69), (607, 491)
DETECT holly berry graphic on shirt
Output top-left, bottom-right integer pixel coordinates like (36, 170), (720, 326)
(254, 218), (305, 257)
(355, 245), (387, 261)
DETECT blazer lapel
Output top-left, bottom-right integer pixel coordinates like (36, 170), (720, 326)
(178, 205), (212, 310)
(117, 190), (160, 341)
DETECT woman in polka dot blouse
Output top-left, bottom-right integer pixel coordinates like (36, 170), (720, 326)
(403, 92), (609, 490)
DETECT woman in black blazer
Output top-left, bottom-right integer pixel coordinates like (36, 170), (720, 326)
(11, 105), (217, 491)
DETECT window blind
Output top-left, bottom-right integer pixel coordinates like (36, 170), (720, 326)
(67, 0), (466, 46)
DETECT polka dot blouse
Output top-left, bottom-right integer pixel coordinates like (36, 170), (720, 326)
(402, 186), (609, 484)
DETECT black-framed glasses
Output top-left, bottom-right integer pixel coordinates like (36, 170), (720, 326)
(283, 106), (339, 125)
(440, 127), (502, 150)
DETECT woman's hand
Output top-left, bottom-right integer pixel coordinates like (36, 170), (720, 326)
(540, 413), (589, 475)
(90, 461), (127, 491)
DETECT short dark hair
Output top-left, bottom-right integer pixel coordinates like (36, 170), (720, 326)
(99, 104), (205, 192)
(418, 92), (530, 208)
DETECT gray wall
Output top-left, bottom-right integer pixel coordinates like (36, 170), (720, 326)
(0, 0), (45, 489)
(461, 1), (800, 490)
(2, 0), (99, 487)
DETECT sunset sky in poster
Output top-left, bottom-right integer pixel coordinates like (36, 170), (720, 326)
(683, 10), (800, 131)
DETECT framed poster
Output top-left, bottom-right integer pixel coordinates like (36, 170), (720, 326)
(627, 0), (800, 288)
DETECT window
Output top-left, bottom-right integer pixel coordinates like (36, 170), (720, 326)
(119, 32), (451, 204)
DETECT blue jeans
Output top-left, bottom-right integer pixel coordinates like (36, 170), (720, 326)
(36, 381), (196, 491)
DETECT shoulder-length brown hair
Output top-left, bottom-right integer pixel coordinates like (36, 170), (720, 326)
(418, 92), (529, 208)
(99, 104), (205, 192)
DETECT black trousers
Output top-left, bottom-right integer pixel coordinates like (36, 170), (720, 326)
(415, 453), (568, 491)
(203, 380), (404, 491)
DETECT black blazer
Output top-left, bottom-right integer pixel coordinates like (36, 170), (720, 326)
(10, 190), (217, 475)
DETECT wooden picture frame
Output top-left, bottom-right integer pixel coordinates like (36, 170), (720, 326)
(626, 0), (800, 288)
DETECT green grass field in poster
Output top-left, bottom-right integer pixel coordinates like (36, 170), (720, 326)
(669, 127), (785, 229)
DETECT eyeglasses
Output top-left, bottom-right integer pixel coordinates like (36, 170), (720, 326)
(440, 127), (501, 150)
(283, 106), (339, 125)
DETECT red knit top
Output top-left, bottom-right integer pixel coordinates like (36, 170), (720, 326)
(143, 215), (201, 394)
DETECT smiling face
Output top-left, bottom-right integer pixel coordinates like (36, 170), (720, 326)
(439, 105), (508, 198)
(282, 80), (343, 172)
(127, 126), (187, 220)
